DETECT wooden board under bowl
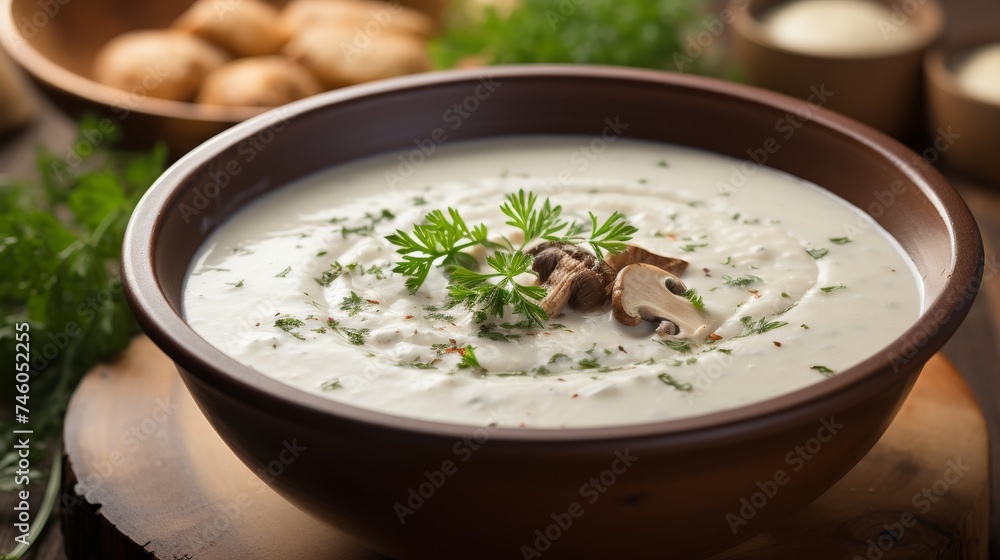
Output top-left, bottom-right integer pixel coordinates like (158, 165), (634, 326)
(61, 336), (988, 559)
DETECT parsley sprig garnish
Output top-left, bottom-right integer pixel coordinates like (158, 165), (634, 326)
(386, 190), (636, 327)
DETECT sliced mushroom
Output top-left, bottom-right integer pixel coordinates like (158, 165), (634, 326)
(529, 242), (616, 317)
(604, 245), (689, 276)
(611, 263), (711, 339)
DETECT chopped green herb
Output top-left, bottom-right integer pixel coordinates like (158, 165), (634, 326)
(315, 263), (344, 287)
(811, 365), (835, 377)
(658, 159), (669, 167)
(806, 247), (829, 259)
(685, 357), (698, 365)
(549, 353), (570, 364)
(320, 379), (343, 391)
(680, 243), (708, 252)
(735, 316), (788, 338)
(681, 288), (705, 310)
(477, 323), (521, 342)
(339, 291), (372, 316)
(533, 365), (552, 375)
(275, 266), (292, 278)
(723, 274), (762, 288)
(717, 348), (733, 355)
(426, 311), (457, 322)
(456, 345), (486, 373)
(658, 373), (693, 391)
(341, 209), (396, 238)
(577, 357), (601, 369)
(274, 317), (306, 340)
(657, 338), (693, 354)
(226, 279), (245, 288)
(820, 283), (846, 293)
(400, 360), (437, 370)
(412, 196), (428, 205)
(366, 264), (388, 280)
(722, 256), (732, 265)
(341, 327), (370, 345)
(800, 324), (810, 329)
(781, 292), (790, 298)
(828, 237), (852, 245)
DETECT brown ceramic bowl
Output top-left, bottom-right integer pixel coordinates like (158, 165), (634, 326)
(121, 66), (982, 559)
(730, 0), (943, 139)
(925, 36), (1000, 185)
(0, 0), (444, 155)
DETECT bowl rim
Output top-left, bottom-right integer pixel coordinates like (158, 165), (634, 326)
(122, 64), (983, 443)
(0, 0), (264, 122)
(730, 0), (944, 61)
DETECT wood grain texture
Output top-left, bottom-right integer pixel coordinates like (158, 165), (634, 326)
(55, 337), (987, 560)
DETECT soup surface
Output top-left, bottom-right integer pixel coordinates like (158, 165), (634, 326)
(183, 136), (922, 428)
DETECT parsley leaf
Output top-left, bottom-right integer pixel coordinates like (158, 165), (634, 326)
(735, 316), (788, 338)
(806, 247), (829, 259)
(811, 365), (835, 377)
(681, 288), (704, 309)
(657, 338), (694, 354)
(448, 250), (548, 327)
(658, 373), (693, 392)
(320, 379), (343, 391)
(723, 274), (761, 288)
(339, 292), (372, 316)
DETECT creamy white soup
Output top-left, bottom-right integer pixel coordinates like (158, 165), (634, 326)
(183, 137), (922, 428)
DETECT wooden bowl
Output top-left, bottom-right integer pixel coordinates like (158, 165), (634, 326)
(120, 66), (983, 559)
(925, 35), (1000, 185)
(730, 0), (943, 139)
(0, 0), (445, 155)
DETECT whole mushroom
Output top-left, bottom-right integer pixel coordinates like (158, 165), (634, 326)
(529, 242), (616, 318)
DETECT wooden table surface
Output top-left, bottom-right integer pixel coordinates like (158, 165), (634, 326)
(2, 1), (1000, 555)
